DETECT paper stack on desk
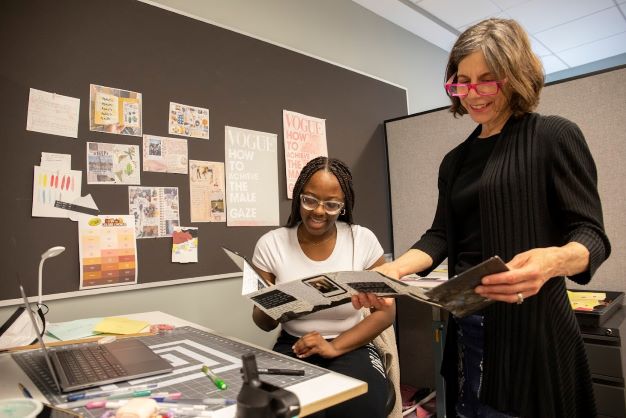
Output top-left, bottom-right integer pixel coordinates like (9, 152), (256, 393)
(93, 317), (150, 334)
(224, 247), (508, 320)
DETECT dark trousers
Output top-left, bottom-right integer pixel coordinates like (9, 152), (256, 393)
(455, 315), (516, 418)
(273, 330), (388, 418)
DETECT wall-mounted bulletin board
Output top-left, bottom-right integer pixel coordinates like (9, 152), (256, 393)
(385, 66), (626, 293)
(0, 0), (407, 302)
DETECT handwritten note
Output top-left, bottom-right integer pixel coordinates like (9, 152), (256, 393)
(26, 88), (80, 138)
(94, 92), (119, 125)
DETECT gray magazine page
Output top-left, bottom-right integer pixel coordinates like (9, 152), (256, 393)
(424, 256), (509, 317)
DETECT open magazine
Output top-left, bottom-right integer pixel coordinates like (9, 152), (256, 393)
(223, 247), (509, 321)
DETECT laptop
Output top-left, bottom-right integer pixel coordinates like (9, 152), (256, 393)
(17, 285), (173, 393)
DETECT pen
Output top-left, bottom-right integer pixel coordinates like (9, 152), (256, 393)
(58, 390), (152, 409)
(201, 365), (227, 390)
(166, 398), (236, 406)
(18, 383), (33, 398)
(66, 383), (158, 401)
(256, 368), (305, 376)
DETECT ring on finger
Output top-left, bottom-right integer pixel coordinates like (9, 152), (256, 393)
(516, 292), (524, 304)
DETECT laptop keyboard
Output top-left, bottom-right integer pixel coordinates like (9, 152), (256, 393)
(56, 345), (126, 385)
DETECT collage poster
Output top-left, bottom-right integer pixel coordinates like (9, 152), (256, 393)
(128, 186), (180, 238)
(172, 226), (198, 263)
(283, 110), (327, 198)
(143, 134), (188, 174)
(225, 126), (279, 226)
(87, 142), (141, 185)
(89, 84), (142, 137)
(168, 102), (209, 139)
(189, 160), (226, 222)
(78, 215), (137, 289)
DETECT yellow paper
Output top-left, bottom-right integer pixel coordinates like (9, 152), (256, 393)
(94, 92), (119, 125)
(93, 317), (149, 335)
(567, 291), (606, 310)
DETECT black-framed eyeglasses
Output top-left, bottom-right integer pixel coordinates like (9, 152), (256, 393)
(300, 194), (345, 215)
(445, 74), (506, 98)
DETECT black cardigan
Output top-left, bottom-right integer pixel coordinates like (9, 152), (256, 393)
(413, 113), (611, 417)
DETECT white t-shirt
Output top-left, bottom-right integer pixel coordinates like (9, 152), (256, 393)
(252, 221), (384, 338)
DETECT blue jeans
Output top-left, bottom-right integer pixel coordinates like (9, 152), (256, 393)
(455, 314), (516, 418)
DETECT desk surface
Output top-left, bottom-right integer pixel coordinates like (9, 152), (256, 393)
(0, 311), (367, 417)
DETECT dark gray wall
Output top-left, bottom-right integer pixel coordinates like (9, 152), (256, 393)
(0, 0), (407, 301)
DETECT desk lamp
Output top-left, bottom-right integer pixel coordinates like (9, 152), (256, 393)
(38, 246), (65, 308)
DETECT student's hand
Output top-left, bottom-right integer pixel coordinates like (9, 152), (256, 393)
(292, 331), (340, 359)
(351, 293), (395, 312)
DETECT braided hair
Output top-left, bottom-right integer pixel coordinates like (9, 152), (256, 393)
(286, 156), (355, 227)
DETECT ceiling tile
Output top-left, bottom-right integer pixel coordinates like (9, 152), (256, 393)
(506, 0), (615, 33)
(456, 11), (512, 34)
(530, 35), (552, 56)
(418, 0), (501, 29)
(540, 54), (569, 74)
(534, 7), (626, 52)
(491, 0), (530, 9)
(351, 0), (458, 51)
(557, 31), (626, 67)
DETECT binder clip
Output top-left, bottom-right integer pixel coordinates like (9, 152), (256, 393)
(235, 353), (300, 418)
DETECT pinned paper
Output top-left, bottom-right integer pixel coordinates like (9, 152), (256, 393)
(89, 84), (142, 136)
(169, 102), (209, 139)
(93, 317), (149, 335)
(87, 142), (140, 185)
(172, 227), (198, 263)
(41, 152), (71, 171)
(32, 166), (82, 218)
(27, 88), (80, 138)
(78, 215), (137, 289)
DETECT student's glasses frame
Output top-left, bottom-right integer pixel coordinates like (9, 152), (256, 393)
(445, 75), (506, 98)
(299, 194), (345, 215)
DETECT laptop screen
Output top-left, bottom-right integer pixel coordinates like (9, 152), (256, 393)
(19, 285), (62, 393)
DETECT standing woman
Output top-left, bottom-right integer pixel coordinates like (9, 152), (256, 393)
(252, 156), (395, 418)
(355, 18), (610, 417)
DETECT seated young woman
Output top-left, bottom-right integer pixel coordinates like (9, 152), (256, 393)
(251, 156), (394, 418)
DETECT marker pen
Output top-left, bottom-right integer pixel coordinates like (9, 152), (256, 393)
(201, 365), (227, 390)
(257, 368), (305, 376)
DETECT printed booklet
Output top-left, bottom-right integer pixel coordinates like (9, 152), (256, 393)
(223, 247), (508, 321)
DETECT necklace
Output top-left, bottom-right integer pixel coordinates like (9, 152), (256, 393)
(297, 225), (337, 247)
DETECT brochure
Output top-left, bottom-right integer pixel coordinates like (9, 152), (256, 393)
(223, 247), (509, 321)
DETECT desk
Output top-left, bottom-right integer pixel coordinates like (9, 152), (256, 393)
(0, 311), (366, 417)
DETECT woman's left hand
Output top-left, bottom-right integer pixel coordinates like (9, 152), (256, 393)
(475, 247), (569, 304)
(292, 331), (340, 359)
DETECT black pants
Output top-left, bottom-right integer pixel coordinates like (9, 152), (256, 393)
(273, 330), (388, 418)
